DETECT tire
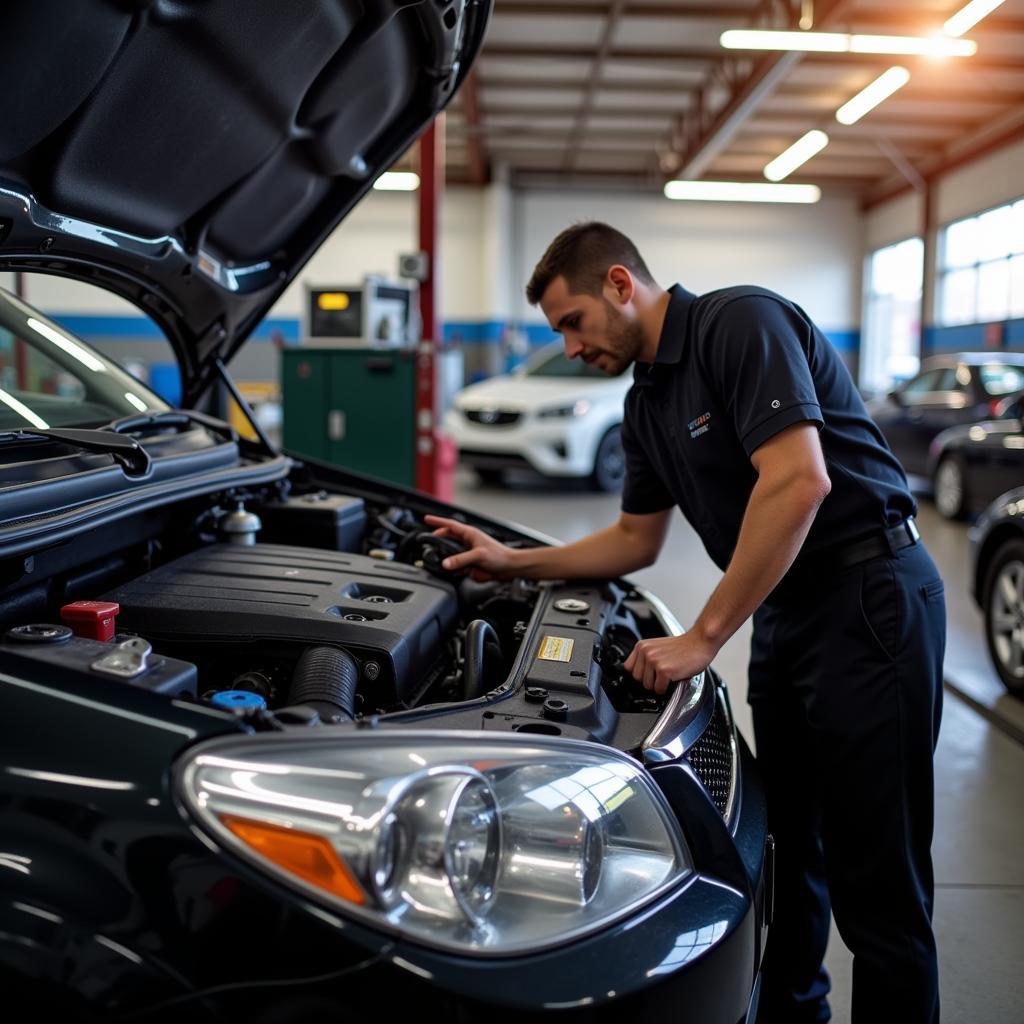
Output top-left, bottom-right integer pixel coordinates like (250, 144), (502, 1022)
(981, 538), (1024, 698)
(473, 467), (505, 486)
(591, 425), (625, 493)
(933, 453), (969, 520)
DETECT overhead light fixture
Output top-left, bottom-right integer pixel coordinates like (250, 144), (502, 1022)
(663, 181), (821, 203)
(373, 172), (420, 191)
(720, 29), (977, 57)
(944, 0), (1006, 37)
(764, 130), (829, 182)
(835, 67), (911, 125)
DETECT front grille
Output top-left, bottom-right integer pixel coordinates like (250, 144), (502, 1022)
(465, 409), (521, 427)
(686, 695), (734, 817)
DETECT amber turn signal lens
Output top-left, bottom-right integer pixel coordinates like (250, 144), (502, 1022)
(220, 815), (366, 905)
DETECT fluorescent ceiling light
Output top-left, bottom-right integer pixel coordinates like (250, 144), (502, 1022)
(720, 29), (976, 57)
(764, 130), (829, 182)
(836, 67), (911, 125)
(944, 0), (1006, 37)
(663, 181), (821, 204)
(374, 172), (420, 191)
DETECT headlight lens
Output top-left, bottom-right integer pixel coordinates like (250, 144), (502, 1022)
(537, 399), (591, 419)
(178, 733), (689, 955)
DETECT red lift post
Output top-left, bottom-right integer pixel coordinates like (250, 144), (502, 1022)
(415, 114), (448, 498)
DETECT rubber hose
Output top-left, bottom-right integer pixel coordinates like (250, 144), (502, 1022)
(288, 646), (359, 722)
(463, 619), (504, 701)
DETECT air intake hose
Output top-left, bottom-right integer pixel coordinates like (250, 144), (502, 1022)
(288, 646), (359, 723)
(463, 619), (504, 701)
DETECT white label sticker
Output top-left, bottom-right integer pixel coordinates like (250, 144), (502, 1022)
(538, 635), (574, 662)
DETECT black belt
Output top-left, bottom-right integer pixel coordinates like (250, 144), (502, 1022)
(814, 517), (920, 574)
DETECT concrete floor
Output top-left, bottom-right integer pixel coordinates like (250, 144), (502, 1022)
(453, 469), (1024, 1024)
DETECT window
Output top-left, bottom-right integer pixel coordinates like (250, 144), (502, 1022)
(979, 363), (1024, 397)
(938, 198), (1024, 326)
(0, 289), (168, 430)
(861, 237), (924, 395)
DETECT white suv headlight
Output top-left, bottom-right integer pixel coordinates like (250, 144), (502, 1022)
(537, 399), (591, 419)
(178, 732), (689, 955)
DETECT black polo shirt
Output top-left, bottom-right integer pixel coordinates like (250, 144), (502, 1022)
(621, 284), (915, 572)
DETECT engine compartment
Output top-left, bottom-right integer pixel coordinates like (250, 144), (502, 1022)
(0, 476), (677, 754)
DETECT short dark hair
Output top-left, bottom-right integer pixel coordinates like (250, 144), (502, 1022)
(525, 222), (655, 306)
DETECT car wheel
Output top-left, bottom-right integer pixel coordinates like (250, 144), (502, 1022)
(474, 467), (504, 486)
(591, 426), (625, 493)
(982, 538), (1024, 698)
(933, 454), (968, 520)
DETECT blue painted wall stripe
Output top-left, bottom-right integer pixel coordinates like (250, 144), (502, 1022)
(923, 318), (1024, 355)
(44, 312), (864, 354)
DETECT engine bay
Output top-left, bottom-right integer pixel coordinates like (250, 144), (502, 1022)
(0, 478), (677, 754)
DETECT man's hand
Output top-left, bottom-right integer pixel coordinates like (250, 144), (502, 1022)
(624, 631), (719, 695)
(424, 515), (520, 581)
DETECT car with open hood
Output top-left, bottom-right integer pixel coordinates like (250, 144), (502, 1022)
(0, 3), (770, 1021)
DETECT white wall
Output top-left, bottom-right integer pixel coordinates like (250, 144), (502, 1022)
(935, 136), (1024, 227)
(269, 186), (491, 322)
(513, 190), (864, 332)
(864, 191), (924, 253)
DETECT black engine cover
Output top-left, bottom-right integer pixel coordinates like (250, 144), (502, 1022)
(103, 544), (458, 703)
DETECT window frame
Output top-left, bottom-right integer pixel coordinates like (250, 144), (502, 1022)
(937, 197), (1024, 327)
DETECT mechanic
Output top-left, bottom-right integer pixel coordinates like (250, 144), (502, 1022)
(427, 222), (944, 1024)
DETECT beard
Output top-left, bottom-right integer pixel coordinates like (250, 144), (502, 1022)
(599, 300), (646, 376)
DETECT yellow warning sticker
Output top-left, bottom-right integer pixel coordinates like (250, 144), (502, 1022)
(538, 635), (574, 662)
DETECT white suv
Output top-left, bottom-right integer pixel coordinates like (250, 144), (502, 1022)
(445, 342), (632, 490)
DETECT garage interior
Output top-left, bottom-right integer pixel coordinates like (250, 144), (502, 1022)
(3, 0), (1023, 1020)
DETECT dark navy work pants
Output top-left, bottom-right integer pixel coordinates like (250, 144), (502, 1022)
(750, 541), (945, 1024)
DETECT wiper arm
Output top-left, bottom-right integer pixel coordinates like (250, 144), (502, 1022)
(1, 428), (151, 478)
(107, 409), (238, 444)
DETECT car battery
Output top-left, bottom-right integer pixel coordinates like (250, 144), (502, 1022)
(0, 624), (197, 697)
(256, 492), (366, 551)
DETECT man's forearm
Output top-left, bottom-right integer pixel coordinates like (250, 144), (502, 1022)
(692, 472), (828, 649)
(510, 520), (661, 580)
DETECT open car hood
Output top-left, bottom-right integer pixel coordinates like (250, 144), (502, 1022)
(0, 0), (490, 405)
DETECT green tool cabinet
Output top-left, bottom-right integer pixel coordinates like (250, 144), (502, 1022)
(281, 346), (417, 487)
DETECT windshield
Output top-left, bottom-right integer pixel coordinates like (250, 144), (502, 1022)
(0, 288), (169, 430)
(523, 345), (611, 379)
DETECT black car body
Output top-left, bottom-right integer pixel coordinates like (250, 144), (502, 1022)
(866, 354), (1024, 478)
(927, 391), (1024, 520)
(970, 486), (1024, 698)
(0, 3), (769, 1020)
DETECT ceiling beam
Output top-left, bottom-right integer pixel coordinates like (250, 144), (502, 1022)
(564, 0), (629, 172)
(493, 2), (1024, 34)
(775, 83), (1024, 105)
(481, 77), (701, 95)
(482, 44), (1024, 74)
(494, 3), (750, 16)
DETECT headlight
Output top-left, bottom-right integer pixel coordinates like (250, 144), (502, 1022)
(537, 399), (591, 419)
(178, 733), (689, 955)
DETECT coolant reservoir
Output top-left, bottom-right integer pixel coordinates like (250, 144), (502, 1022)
(222, 503), (262, 545)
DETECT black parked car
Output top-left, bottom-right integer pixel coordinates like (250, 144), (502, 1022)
(866, 354), (1024, 478)
(970, 487), (1024, 698)
(0, 3), (769, 1021)
(927, 391), (1024, 520)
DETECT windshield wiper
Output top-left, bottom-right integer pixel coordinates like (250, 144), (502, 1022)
(106, 409), (238, 443)
(0, 428), (151, 478)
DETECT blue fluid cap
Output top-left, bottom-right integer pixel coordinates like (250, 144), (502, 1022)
(211, 690), (267, 711)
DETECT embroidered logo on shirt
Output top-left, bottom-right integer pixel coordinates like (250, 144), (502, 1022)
(771, 399), (781, 409)
(688, 411), (712, 439)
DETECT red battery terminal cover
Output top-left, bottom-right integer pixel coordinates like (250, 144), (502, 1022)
(60, 601), (121, 642)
